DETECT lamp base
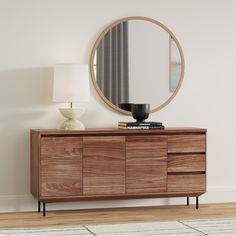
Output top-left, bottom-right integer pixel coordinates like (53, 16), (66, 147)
(59, 108), (85, 131)
(60, 119), (85, 130)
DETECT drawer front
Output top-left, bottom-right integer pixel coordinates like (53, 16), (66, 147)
(168, 174), (206, 192)
(168, 154), (206, 173)
(168, 135), (206, 153)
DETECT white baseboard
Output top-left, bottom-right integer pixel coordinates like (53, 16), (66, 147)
(201, 186), (236, 203)
(0, 194), (35, 213)
(1, 186), (236, 213)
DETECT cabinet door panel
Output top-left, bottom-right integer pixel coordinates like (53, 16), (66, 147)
(83, 136), (125, 195)
(40, 137), (82, 197)
(126, 136), (167, 194)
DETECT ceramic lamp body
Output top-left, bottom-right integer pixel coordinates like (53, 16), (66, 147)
(59, 108), (85, 130)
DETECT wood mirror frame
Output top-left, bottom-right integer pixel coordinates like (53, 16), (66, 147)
(89, 16), (185, 115)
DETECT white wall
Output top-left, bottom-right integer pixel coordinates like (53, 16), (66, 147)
(1, 0), (236, 212)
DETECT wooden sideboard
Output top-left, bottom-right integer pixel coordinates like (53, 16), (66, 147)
(31, 128), (207, 216)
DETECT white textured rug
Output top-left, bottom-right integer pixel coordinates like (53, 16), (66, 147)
(0, 218), (236, 235)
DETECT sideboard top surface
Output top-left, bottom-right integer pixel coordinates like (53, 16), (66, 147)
(31, 128), (207, 136)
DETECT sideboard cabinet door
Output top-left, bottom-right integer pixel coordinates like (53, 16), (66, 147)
(83, 136), (126, 195)
(40, 137), (83, 198)
(126, 136), (167, 194)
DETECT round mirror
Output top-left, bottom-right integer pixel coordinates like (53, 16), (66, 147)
(90, 16), (185, 115)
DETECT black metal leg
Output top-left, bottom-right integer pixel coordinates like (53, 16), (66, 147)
(43, 203), (46, 216)
(38, 200), (41, 213)
(196, 196), (199, 209)
(187, 197), (189, 206)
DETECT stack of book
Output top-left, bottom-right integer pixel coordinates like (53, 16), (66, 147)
(118, 121), (164, 130)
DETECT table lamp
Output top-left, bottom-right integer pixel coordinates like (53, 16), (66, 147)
(53, 64), (90, 130)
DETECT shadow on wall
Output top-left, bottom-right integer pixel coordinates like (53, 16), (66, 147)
(0, 67), (57, 196)
(0, 67), (53, 108)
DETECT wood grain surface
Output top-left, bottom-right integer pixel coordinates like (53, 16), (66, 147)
(30, 128), (207, 205)
(32, 128), (207, 137)
(168, 135), (206, 153)
(39, 191), (204, 202)
(83, 136), (126, 195)
(168, 154), (206, 173)
(40, 137), (83, 198)
(30, 131), (40, 198)
(1, 203), (236, 228)
(126, 136), (167, 194)
(168, 174), (206, 192)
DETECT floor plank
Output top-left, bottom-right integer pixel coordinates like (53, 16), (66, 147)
(0, 203), (236, 228)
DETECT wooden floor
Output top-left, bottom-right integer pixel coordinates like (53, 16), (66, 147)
(0, 203), (236, 228)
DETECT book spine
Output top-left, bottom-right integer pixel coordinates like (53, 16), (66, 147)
(118, 126), (164, 130)
(118, 123), (162, 126)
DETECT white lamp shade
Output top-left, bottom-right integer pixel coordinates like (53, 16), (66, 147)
(53, 64), (90, 103)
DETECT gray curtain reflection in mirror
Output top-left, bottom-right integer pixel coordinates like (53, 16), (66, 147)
(97, 22), (129, 106)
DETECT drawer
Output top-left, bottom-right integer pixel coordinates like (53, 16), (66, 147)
(168, 135), (206, 153)
(168, 154), (206, 173)
(168, 174), (206, 192)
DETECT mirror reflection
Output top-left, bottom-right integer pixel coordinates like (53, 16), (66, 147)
(92, 18), (184, 113)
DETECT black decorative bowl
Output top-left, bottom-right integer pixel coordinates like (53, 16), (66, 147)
(118, 103), (134, 112)
(131, 104), (150, 122)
